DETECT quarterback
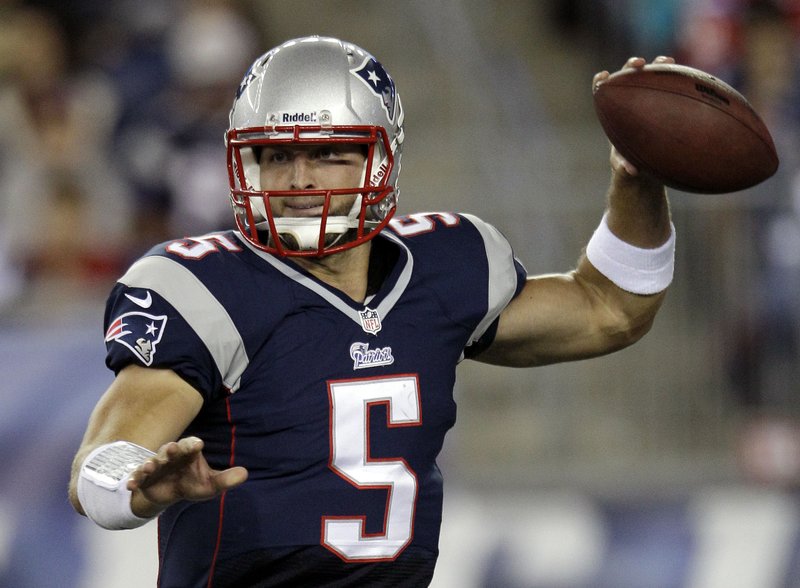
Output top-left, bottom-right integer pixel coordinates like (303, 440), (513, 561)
(69, 36), (675, 587)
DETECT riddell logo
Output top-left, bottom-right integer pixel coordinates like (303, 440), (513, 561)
(282, 112), (318, 123)
(370, 162), (389, 185)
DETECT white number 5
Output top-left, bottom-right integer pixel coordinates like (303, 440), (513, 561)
(323, 375), (421, 562)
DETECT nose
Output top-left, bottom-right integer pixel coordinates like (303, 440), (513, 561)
(289, 155), (315, 190)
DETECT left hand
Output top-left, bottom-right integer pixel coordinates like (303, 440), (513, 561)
(127, 436), (249, 518)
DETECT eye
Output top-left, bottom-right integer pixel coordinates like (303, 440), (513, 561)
(268, 150), (290, 163)
(316, 146), (336, 160)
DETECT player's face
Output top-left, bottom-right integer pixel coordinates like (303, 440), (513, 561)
(258, 144), (366, 218)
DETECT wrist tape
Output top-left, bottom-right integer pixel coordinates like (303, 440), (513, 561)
(586, 213), (675, 294)
(77, 441), (156, 530)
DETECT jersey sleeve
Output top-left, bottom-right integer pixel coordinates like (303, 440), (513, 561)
(460, 213), (527, 358)
(104, 254), (248, 400)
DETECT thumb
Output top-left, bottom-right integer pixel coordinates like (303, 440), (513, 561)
(212, 466), (249, 491)
(611, 146), (638, 176)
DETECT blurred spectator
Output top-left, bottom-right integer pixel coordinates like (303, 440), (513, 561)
(551, 0), (800, 487)
(676, 0), (747, 82)
(546, 0), (682, 68)
(113, 0), (261, 245)
(0, 4), (264, 584)
(0, 3), (134, 314)
(683, 0), (800, 487)
(0, 0), (263, 317)
(735, 2), (800, 403)
(744, 1), (800, 415)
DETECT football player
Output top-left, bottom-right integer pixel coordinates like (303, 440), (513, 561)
(69, 37), (675, 587)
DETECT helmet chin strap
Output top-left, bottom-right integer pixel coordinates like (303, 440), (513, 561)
(267, 216), (354, 250)
(256, 197), (378, 252)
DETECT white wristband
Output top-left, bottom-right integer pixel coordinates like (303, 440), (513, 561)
(77, 441), (156, 530)
(586, 213), (675, 294)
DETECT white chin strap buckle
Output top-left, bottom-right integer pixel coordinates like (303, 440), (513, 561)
(268, 216), (355, 250)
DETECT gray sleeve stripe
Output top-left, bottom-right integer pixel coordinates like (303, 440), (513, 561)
(118, 256), (248, 392)
(461, 214), (522, 345)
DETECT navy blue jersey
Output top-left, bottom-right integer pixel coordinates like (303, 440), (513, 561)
(104, 212), (526, 587)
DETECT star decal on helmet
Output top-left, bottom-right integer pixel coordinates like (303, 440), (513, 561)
(235, 66), (257, 100)
(351, 57), (397, 122)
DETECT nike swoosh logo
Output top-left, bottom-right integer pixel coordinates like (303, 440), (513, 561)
(125, 291), (153, 309)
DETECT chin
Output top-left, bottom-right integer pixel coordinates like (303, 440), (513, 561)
(272, 229), (360, 253)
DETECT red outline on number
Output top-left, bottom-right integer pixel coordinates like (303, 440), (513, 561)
(321, 373), (422, 563)
(166, 234), (243, 260)
(388, 212), (461, 237)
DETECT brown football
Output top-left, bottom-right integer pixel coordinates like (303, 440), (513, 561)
(593, 63), (779, 193)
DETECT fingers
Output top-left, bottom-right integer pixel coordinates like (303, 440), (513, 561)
(163, 436), (204, 461)
(624, 55), (675, 70)
(592, 70), (610, 91)
(127, 437), (205, 491)
(597, 55), (677, 81)
(126, 436), (249, 504)
(595, 56), (676, 92)
(624, 56), (647, 70)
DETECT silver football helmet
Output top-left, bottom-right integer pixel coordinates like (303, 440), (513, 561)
(226, 36), (405, 256)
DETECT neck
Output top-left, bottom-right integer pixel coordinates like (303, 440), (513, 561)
(293, 242), (372, 303)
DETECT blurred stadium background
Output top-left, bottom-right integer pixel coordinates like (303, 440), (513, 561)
(1, 0), (800, 586)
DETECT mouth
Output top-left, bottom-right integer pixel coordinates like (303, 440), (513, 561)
(282, 201), (326, 217)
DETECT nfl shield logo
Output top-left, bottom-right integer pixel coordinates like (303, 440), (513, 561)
(359, 307), (382, 335)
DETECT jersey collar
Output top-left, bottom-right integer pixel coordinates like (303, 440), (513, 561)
(233, 231), (413, 332)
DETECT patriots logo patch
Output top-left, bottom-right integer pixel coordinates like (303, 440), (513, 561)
(350, 342), (394, 370)
(105, 312), (167, 366)
(351, 57), (397, 122)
